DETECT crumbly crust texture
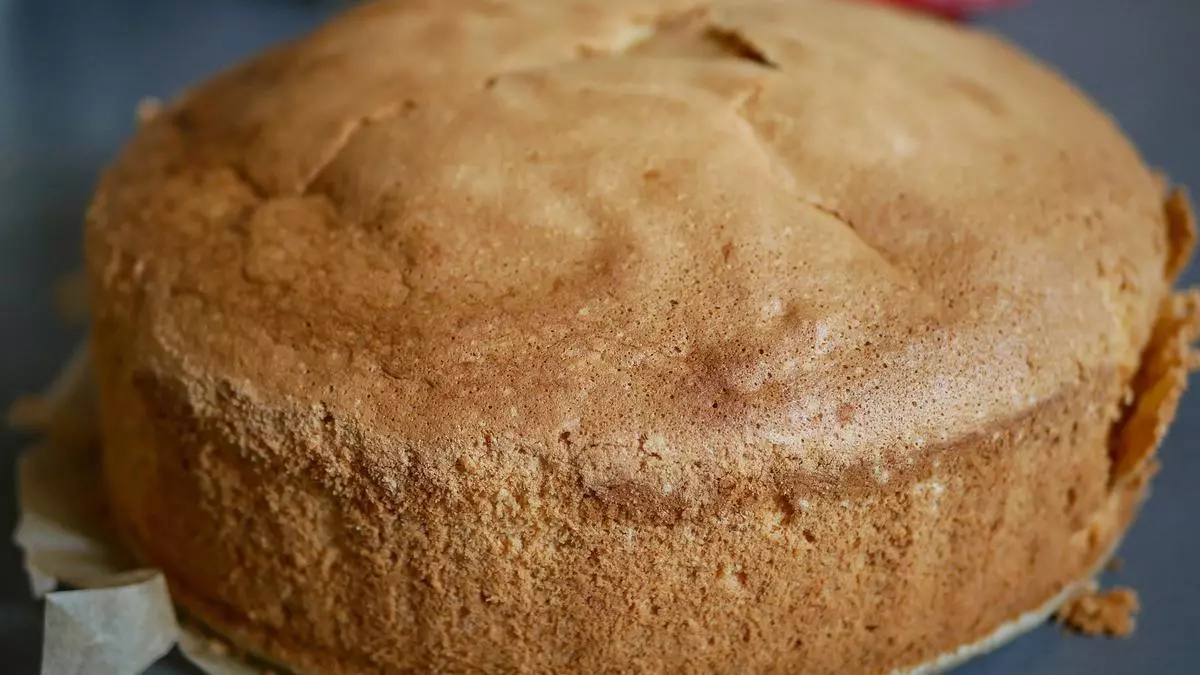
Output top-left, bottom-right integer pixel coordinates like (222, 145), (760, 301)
(85, 1), (1195, 673)
(1056, 585), (1140, 638)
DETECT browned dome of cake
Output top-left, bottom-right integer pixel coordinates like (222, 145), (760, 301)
(84, 1), (1197, 673)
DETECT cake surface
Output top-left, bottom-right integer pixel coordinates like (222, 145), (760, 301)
(85, 1), (1196, 673)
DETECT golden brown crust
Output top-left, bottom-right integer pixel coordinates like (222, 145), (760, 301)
(87, 0), (1171, 486)
(1110, 291), (1200, 485)
(84, 1), (1193, 673)
(1163, 188), (1196, 281)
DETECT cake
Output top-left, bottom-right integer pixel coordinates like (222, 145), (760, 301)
(83, 1), (1198, 673)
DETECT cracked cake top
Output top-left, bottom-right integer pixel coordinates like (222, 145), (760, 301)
(86, 0), (1179, 493)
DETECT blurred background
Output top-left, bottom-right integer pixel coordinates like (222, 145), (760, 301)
(1, 0), (1197, 673)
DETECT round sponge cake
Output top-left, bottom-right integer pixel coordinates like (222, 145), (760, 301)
(85, 1), (1197, 673)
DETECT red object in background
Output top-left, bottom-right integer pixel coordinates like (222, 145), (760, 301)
(872, 0), (1024, 20)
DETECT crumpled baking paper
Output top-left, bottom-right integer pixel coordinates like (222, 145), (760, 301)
(10, 340), (266, 675)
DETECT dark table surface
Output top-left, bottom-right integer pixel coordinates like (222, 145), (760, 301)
(1, 1), (1197, 673)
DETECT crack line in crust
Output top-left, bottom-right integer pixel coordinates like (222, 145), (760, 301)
(226, 161), (269, 201)
(295, 100), (418, 196)
(164, 112), (272, 202)
(725, 89), (931, 301)
(612, 6), (779, 68)
(703, 25), (778, 69)
(798, 198), (929, 298)
(292, 7), (788, 223)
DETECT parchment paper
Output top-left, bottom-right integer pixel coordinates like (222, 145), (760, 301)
(10, 340), (269, 675)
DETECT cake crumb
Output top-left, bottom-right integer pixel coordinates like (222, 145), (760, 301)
(1057, 586), (1139, 637)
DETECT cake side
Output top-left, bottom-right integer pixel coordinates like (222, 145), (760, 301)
(90, 321), (1163, 674)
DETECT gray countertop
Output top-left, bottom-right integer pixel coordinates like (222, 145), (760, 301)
(1, 1), (1197, 673)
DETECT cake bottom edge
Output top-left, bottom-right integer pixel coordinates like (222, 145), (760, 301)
(162, 514), (1134, 675)
(893, 533), (1124, 675)
(119, 443), (1151, 675)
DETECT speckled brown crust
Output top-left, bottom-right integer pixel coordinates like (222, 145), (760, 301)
(85, 1), (1196, 673)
